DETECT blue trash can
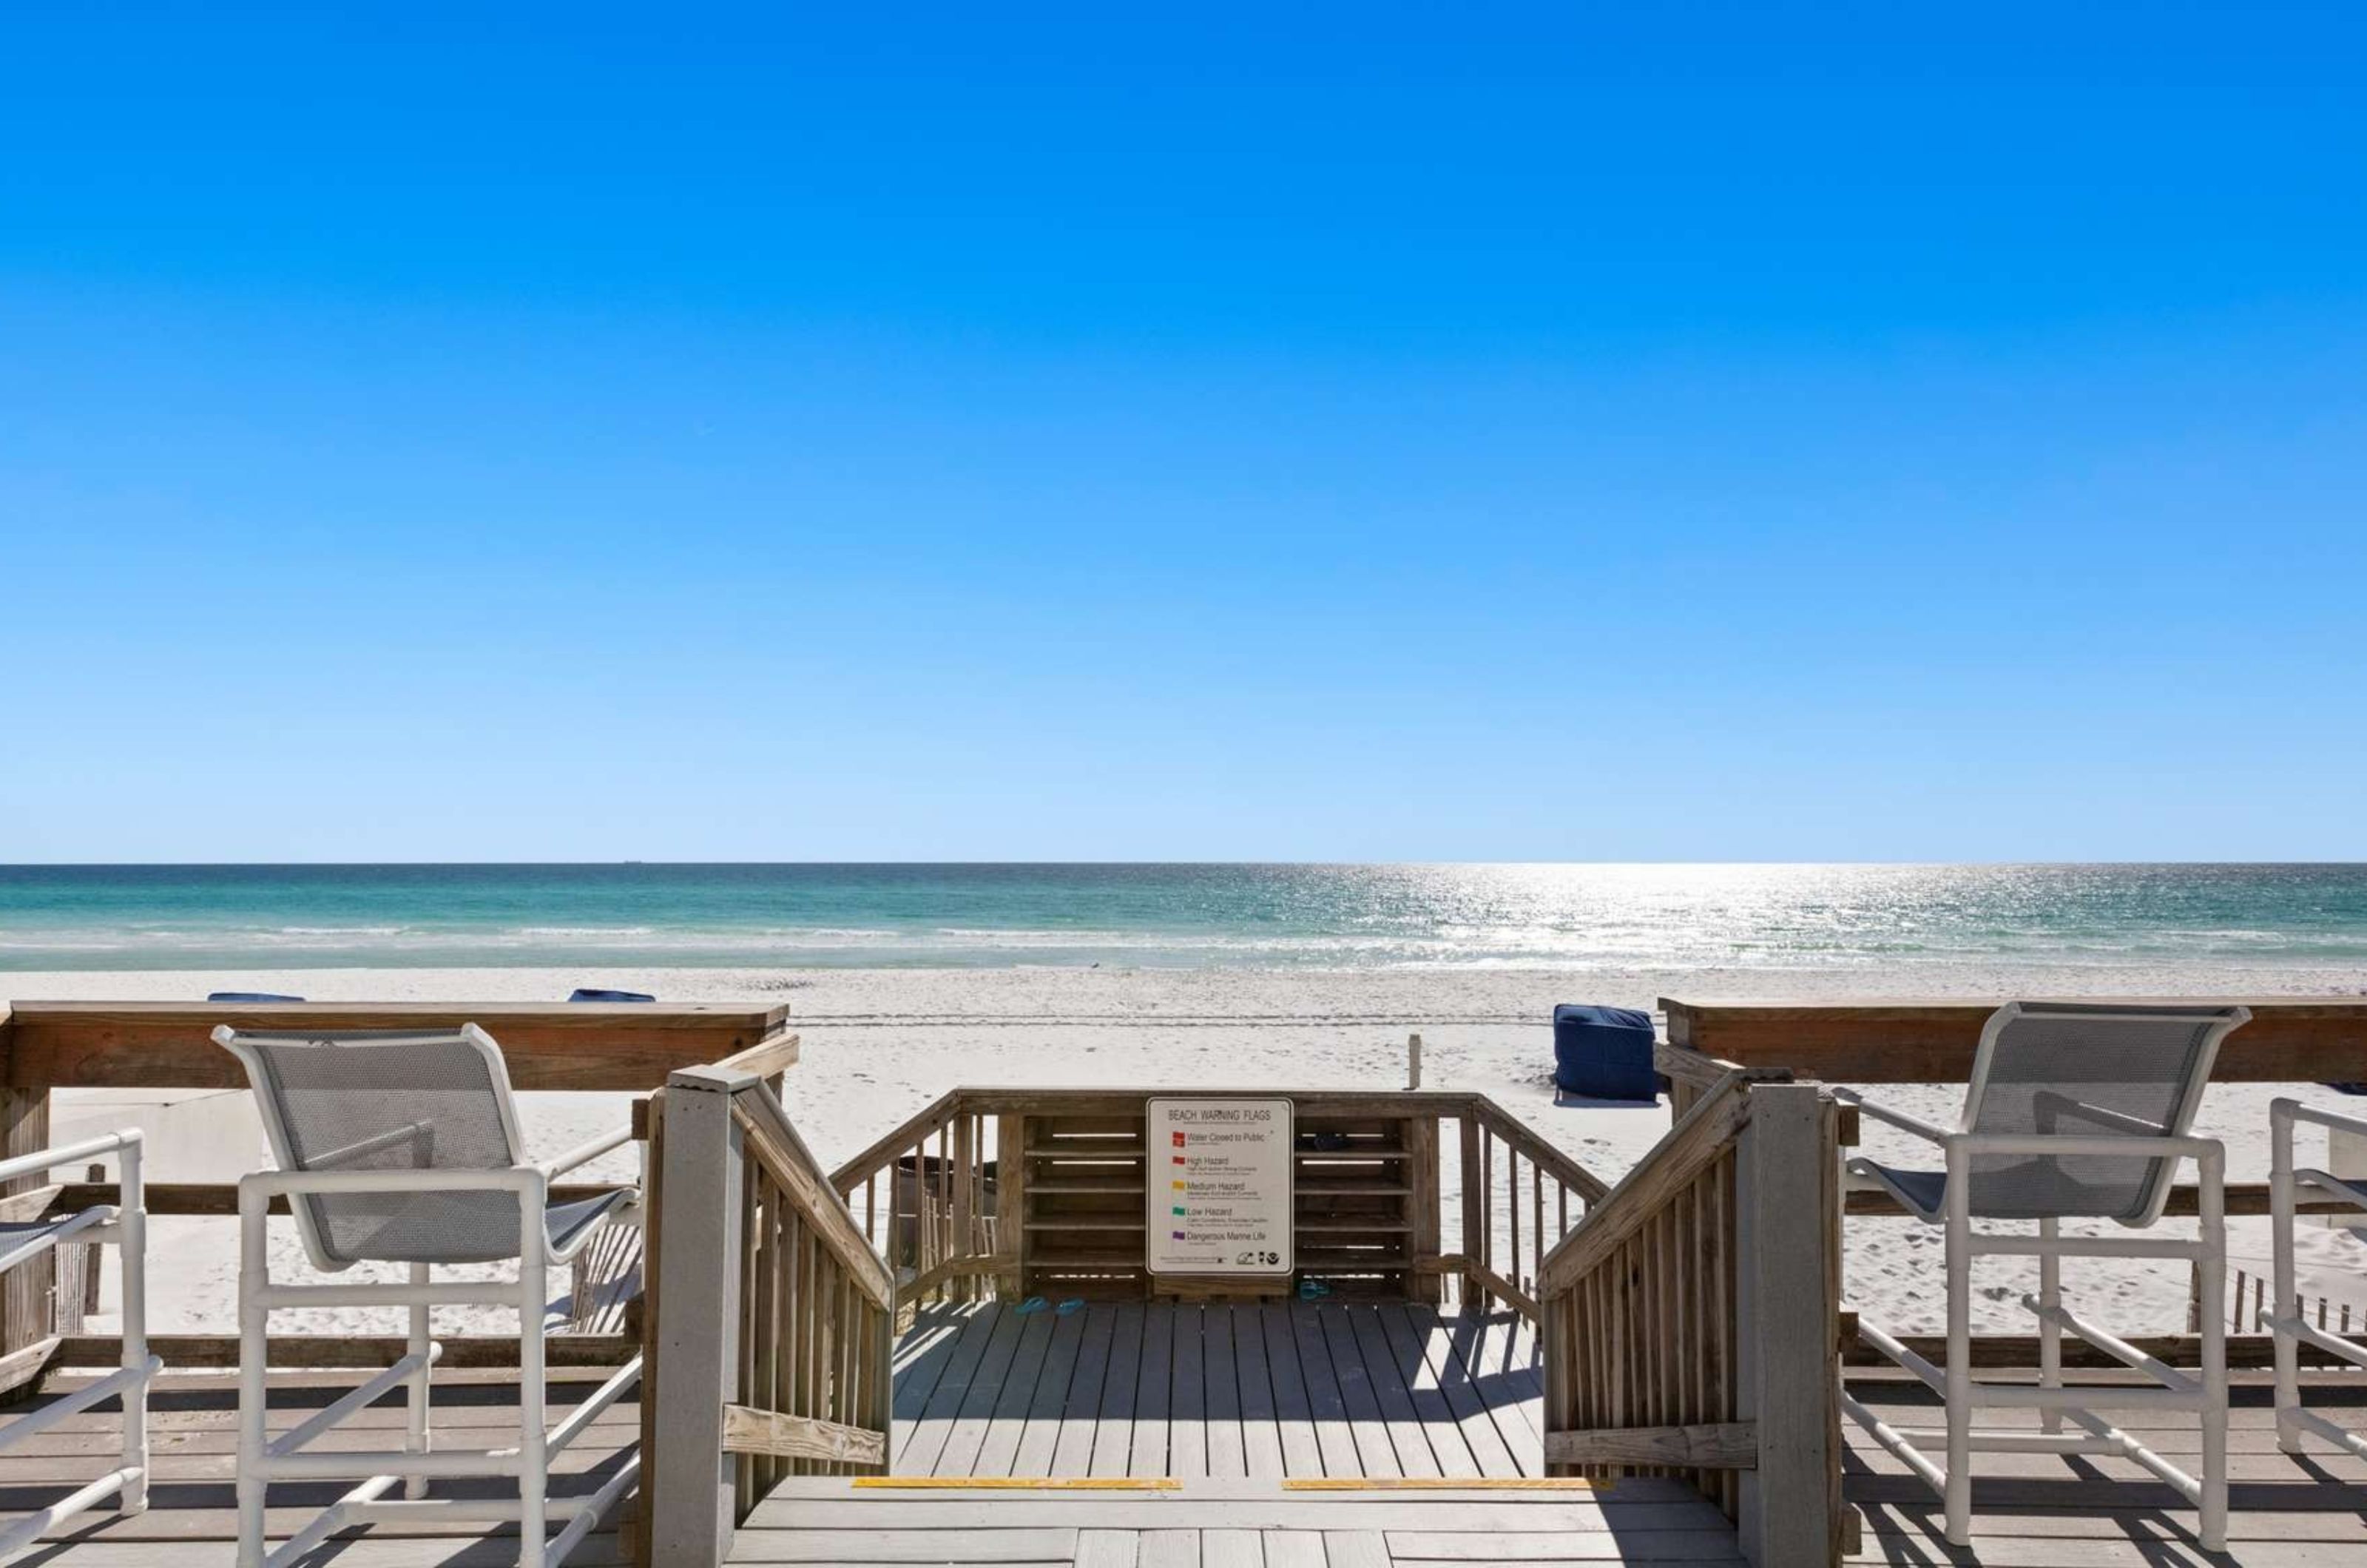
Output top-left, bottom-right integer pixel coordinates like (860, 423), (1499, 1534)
(1553, 1004), (1658, 1101)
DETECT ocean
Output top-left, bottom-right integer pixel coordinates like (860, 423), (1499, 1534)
(1, 862), (2364, 973)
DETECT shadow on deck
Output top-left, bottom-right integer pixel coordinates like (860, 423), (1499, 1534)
(0, 1368), (637, 1567)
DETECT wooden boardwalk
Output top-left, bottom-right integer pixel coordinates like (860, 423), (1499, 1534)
(8, 1320), (2367, 1564)
(891, 1302), (1546, 1482)
(736, 1476), (1744, 1566)
(725, 1302), (1747, 1567)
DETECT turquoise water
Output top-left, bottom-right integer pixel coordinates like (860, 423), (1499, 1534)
(1, 863), (2365, 972)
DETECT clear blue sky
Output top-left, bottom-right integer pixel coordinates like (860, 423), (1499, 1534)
(3, 4), (2362, 862)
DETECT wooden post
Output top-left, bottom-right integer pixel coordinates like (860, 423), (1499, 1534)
(0, 1018), (53, 1369)
(1733, 1084), (1841, 1567)
(996, 1114), (1024, 1300)
(1407, 1112), (1441, 1305)
(1459, 1113), (1485, 1310)
(646, 1066), (749, 1566)
(950, 1112), (975, 1304)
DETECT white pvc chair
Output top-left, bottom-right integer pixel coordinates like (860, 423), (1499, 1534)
(2269, 1095), (2367, 1458)
(1833, 1001), (2249, 1551)
(215, 1025), (644, 1568)
(0, 1129), (159, 1563)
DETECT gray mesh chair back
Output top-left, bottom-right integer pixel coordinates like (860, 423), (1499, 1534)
(1960, 1001), (2247, 1225)
(217, 1026), (532, 1270)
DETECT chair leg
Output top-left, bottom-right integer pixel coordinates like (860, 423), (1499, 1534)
(406, 1262), (431, 1498)
(2198, 1149), (2229, 1553)
(2036, 1216), (2061, 1436)
(2270, 1103), (2303, 1454)
(1944, 1158), (1972, 1547)
(518, 1249), (548, 1568)
(236, 1186), (269, 1568)
(119, 1143), (149, 1515)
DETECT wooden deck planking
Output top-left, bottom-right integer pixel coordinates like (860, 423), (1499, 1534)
(1089, 1303), (1147, 1479)
(897, 1303), (1540, 1487)
(976, 1308), (1062, 1479)
(1227, 1305), (1287, 1480)
(740, 1479), (1752, 1567)
(1345, 1304), (1444, 1479)
(1257, 1304), (1325, 1479)
(1382, 1304), (1515, 1481)
(1198, 1305), (1243, 1479)
(1167, 1305), (1209, 1479)
(0, 1371), (638, 1564)
(1049, 1302), (1117, 1478)
(1286, 1304), (1364, 1479)
(1129, 1298), (1174, 1478)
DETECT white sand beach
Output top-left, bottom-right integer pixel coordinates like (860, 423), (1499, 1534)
(16, 962), (2367, 1341)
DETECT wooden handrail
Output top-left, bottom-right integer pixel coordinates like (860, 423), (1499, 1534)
(829, 1087), (966, 1195)
(1540, 1073), (1748, 1296)
(731, 1091), (894, 1311)
(1466, 1097), (1611, 1206)
(823, 1085), (1610, 1317)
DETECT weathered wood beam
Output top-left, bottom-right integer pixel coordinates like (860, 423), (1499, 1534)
(720, 1404), (886, 1466)
(1664, 996), (2367, 1084)
(2, 1001), (790, 1090)
(1546, 1420), (1757, 1470)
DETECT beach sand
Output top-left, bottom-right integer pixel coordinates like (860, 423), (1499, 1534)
(13, 962), (2366, 1339)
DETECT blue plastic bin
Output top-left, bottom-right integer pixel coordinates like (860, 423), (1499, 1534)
(1553, 1004), (1658, 1101)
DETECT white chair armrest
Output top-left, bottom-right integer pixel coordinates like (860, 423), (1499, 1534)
(538, 1125), (638, 1183)
(1829, 1089), (1953, 1146)
(2274, 1096), (2367, 1140)
(0, 1129), (144, 1190)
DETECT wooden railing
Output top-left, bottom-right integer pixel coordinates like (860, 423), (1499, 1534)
(642, 1064), (894, 1566)
(0, 999), (794, 1388)
(1537, 1075), (1846, 1568)
(832, 1090), (999, 1306)
(828, 1087), (1607, 1322)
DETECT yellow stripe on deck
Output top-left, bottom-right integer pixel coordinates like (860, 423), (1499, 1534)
(851, 1477), (1184, 1490)
(1280, 1477), (1598, 1491)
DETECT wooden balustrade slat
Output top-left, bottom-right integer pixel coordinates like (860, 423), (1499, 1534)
(1540, 1075), (1749, 1295)
(732, 1102), (893, 1311)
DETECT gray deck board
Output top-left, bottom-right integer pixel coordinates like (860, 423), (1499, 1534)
(1013, 1308), (1089, 1478)
(1129, 1297), (1173, 1478)
(1287, 1302), (1362, 1479)
(1050, 1303), (1116, 1478)
(1090, 1302), (1146, 1479)
(976, 1307), (1061, 1478)
(1317, 1305), (1401, 1480)
(1257, 1303), (1323, 1479)
(1226, 1305), (1286, 1479)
